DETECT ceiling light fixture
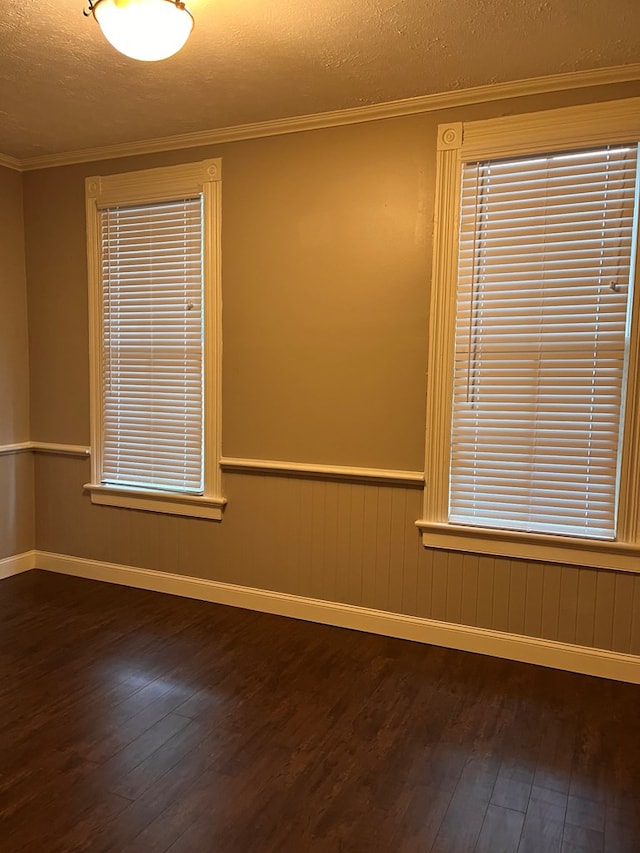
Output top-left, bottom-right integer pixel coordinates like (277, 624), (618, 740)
(84, 0), (194, 62)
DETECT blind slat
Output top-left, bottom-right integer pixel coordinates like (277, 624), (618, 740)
(449, 144), (638, 540)
(100, 196), (204, 494)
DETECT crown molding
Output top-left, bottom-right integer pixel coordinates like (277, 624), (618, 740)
(0, 152), (22, 171)
(0, 63), (636, 173)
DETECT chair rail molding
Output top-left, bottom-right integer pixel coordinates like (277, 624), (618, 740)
(0, 442), (90, 458)
(220, 457), (424, 486)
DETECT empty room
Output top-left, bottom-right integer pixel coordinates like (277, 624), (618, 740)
(1, 1), (640, 850)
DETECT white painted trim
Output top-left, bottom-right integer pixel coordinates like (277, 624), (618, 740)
(1, 444), (424, 487)
(460, 96), (640, 161)
(86, 159), (224, 516)
(0, 441), (90, 457)
(10, 63), (640, 172)
(0, 441), (32, 457)
(32, 550), (640, 684)
(422, 131), (461, 523)
(417, 521), (640, 575)
(31, 442), (90, 457)
(86, 159), (221, 207)
(0, 551), (36, 579)
(220, 457), (425, 486)
(84, 483), (226, 520)
(0, 153), (21, 171)
(202, 175), (223, 504)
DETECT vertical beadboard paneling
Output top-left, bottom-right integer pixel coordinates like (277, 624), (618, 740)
(322, 480), (340, 606)
(524, 562), (544, 639)
(296, 476), (315, 598)
(373, 486), (393, 611)
(360, 485), (380, 609)
(415, 541), (434, 619)
(574, 569), (598, 648)
(334, 482), (352, 606)
(630, 581), (640, 656)
(118, 496), (146, 573)
(557, 565), (580, 645)
(155, 513), (182, 577)
(283, 475), (304, 597)
(460, 553), (479, 627)
(429, 548), (448, 621)
(309, 480), (326, 601)
(346, 482), (365, 606)
(400, 497), (419, 617)
(240, 469), (267, 590)
(507, 559), (527, 635)
(270, 473), (289, 590)
(445, 550), (464, 624)
(475, 555), (495, 629)
(541, 563), (562, 642)
(491, 558), (511, 633)
(32, 457), (640, 657)
(611, 573), (635, 653)
(388, 488), (408, 615)
(593, 570), (616, 651)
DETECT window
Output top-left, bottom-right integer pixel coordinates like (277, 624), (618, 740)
(418, 99), (640, 571)
(85, 160), (224, 519)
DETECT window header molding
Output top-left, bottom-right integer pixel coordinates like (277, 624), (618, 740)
(86, 158), (221, 207)
(439, 96), (640, 161)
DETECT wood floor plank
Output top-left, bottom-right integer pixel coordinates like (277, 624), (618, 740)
(475, 803), (526, 853)
(1, 570), (639, 852)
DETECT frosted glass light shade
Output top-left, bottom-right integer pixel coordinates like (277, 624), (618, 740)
(92, 0), (194, 62)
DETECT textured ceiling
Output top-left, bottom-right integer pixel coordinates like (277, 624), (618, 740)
(1, 0), (639, 159)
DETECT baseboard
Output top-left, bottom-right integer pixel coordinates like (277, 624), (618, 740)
(31, 550), (640, 684)
(0, 550), (37, 579)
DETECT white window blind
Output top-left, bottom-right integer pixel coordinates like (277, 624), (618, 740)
(100, 196), (204, 494)
(450, 144), (639, 539)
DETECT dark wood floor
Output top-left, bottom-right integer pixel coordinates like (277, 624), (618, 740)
(1, 571), (639, 852)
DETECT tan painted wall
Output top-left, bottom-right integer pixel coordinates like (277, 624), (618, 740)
(23, 80), (640, 652)
(0, 453), (35, 559)
(0, 165), (34, 558)
(0, 167), (30, 444)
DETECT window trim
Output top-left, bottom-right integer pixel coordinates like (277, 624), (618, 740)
(417, 97), (640, 572)
(84, 159), (225, 520)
